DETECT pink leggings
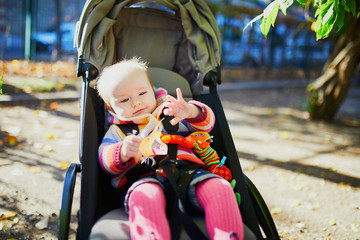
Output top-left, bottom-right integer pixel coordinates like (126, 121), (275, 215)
(128, 178), (244, 240)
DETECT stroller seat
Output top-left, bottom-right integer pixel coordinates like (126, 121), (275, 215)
(88, 67), (256, 240)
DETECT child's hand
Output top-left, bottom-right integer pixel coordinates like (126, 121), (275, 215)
(121, 135), (142, 163)
(164, 88), (200, 125)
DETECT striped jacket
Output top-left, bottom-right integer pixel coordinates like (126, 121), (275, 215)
(98, 90), (215, 189)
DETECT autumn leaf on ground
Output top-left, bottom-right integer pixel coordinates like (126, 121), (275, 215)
(28, 166), (43, 173)
(308, 203), (322, 210)
(59, 161), (70, 170)
(270, 207), (283, 215)
(5, 135), (18, 146)
(42, 144), (53, 152)
(49, 102), (59, 111)
(44, 133), (55, 140)
(329, 219), (337, 226)
(279, 131), (289, 140)
(291, 201), (302, 207)
(0, 209), (18, 220)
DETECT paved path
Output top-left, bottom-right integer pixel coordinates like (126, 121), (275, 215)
(0, 85), (359, 239)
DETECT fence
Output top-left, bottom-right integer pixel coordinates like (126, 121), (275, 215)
(0, 0), (331, 73)
(0, 0), (85, 62)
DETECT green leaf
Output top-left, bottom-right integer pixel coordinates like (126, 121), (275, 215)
(0, 75), (3, 94)
(260, 17), (271, 39)
(316, 3), (337, 39)
(315, 0), (333, 18)
(322, 2), (335, 25)
(314, 0), (324, 7)
(263, 1), (279, 20)
(245, 1), (281, 38)
(296, 0), (307, 7)
(277, 0), (294, 15)
(243, 14), (263, 32)
(337, 4), (345, 32)
(343, 0), (356, 15)
(341, 0), (350, 12)
(314, 16), (323, 33)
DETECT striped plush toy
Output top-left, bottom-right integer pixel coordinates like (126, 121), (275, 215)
(161, 131), (232, 181)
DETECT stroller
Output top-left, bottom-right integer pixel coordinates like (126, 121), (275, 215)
(58, 0), (279, 239)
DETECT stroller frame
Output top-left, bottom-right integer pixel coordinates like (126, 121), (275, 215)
(58, 0), (280, 239)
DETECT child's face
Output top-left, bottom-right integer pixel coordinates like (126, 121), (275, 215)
(110, 71), (157, 119)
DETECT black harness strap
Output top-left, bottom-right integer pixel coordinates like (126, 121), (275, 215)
(161, 115), (208, 240)
(178, 163), (203, 206)
(116, 123), (139, 136)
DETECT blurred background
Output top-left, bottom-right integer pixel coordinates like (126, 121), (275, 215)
(0, 0), (332, 78)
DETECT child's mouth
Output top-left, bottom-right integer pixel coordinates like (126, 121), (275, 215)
(134, 108), (145, 115)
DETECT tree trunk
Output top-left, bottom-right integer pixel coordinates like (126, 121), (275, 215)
(307, 17), (360, 121)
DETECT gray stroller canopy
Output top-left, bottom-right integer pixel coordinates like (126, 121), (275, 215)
(75, 0), (221, 94)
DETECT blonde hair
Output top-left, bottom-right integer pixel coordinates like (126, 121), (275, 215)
(97, 57), (153, 106)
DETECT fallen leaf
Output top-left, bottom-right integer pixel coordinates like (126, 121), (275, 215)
(49, 102), (58, 111)
(44, 133), (55, 140)
(28, 166), (42, 173)
(58, 161), (70, 170)
(291, 201), (302, 207)
(5, 135), (18, 146)
(42, 144), (53, 152)
(0, 209), (18, 220)
(34, 142), (43, 149)
(270, 207), (283, 215)
(329, 219), (336, 226)
(308, 203), (322, 210)
(294, 222), (305, 229)
(245, 166), (255, 171)
(35, 216), (49, 230)
(0, 219), (13, 230)
(279, 131), (289, 140)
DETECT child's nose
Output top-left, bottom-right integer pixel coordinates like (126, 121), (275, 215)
(132, 99), (141, 107)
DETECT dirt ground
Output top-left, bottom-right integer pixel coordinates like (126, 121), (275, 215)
(0, 84), (359, 239)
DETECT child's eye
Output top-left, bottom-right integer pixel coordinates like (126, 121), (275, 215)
(120, 98), (129, 103)
(139, 91), (147, 96)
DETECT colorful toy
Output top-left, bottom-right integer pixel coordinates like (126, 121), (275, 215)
(161, 131), (232, 182)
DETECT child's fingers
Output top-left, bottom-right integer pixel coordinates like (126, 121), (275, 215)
(176, 88), (184, 101)
(176, 88), (183, 101)
(170, 117), (180, 125)
(127, 135), (142, 143)
(163, 108), (170, 116)
(166, 95), (177, 103)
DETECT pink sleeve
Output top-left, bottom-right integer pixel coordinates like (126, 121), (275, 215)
(185, 100), (215, 132)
